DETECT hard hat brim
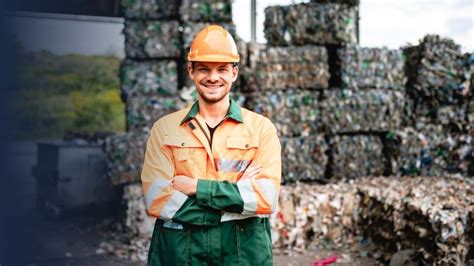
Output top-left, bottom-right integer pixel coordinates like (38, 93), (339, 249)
(187, 54), (240, 63)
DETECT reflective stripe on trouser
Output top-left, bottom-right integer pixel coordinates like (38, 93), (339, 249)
(147, 217), (273, 266)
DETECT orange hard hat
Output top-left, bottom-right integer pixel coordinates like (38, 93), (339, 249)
(187, 25), (240, 63)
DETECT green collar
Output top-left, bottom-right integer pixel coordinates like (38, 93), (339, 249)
(180, 99), (243, 125)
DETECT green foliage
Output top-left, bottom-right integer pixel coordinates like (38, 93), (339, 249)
(12, 50), (125, 139)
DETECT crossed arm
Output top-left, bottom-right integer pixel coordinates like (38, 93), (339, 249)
(171, 164), (263, 196)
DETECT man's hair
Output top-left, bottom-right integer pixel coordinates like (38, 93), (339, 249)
(190, 62), (238, 71)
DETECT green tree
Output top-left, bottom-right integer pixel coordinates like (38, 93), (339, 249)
(12, 49), (125, 139)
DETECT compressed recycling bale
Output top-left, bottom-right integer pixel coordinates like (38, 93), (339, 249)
(121, 0), (179, 19)
(404, 35), (468, 106)
(232, 43), (266, 93)
(123, 183), (154, 236)
(245, 89), (322, 137)
(263, 6), (288, 46)
(320, 89), (406, 133)
(357, 176), (474, 265)
(468, 99), (474, 131)
(247, 42), (266, 69)
(124, 20), (180, 59)
(264, 3), (358, 46)
(126, 94), (190, 133)
(310, 0), (359, 5)
(384, 126), (473, 177)
(244, 45), (329, 91)
(104, 131), (148, 185)
(271, 182), (360, 252)
(120, 60), (178, 99)
(233, 67), (256, 93)
(413, 101), (469, 132)
(235, 38), (248, 68)
(338, 45), (406, 90)
(180, 0), (233, 22)
(280, 135), (329, 183)
(465, 54), (474, 131)
(329, 135), (384, 180)
(229, 90), (246, 106)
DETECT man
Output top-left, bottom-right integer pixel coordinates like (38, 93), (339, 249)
(141, 25), (281, 265)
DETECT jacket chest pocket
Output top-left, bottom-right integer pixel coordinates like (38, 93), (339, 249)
(163, 135), (206, 176)
(226, 135), (259, 162)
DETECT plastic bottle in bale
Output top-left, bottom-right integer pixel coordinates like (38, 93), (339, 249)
(120, 60), (178, 100)
(384, 125), (472, 177)
(121, 0), (179, 19)
(264, 3), (358, 46)
(126, 94), (190, 133)
(180, 0), (233, 22)
(404, 35), (467, 106)
(329, 135), (384, 180)
(320, 89), (405, 133)
(245, 89), (322, 137)
(124, 20), (181, 59)
(253, 45), (330, 90)
(104, 131), (149, 184)
(310, 0), (360, 6)
(337, 45), (406, 90)
(280, 135), (329, 183)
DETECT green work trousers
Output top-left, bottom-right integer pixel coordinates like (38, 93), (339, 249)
(147, 217), (273, 266)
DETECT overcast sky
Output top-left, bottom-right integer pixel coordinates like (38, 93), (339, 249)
(6, 0), (473, 57)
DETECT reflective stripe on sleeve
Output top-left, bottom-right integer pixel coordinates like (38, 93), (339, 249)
(145, 178), (170, 209)
(160, 190), (188, 220)
(256, 179), (277, 213)
(237, 178), (258, 214)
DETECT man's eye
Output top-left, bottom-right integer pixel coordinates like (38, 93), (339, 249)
(198, 68), (208, 72)
(218, 68), (228, 72)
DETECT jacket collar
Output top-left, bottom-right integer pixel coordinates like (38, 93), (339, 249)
(180, 98), (243, 125)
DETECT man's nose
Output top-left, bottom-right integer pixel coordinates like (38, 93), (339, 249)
(208, 69), (219, 82)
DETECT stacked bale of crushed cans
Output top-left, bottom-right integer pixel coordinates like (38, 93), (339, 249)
(388, 35), (473, 178)
(258, 1), (409, 183)
(246, 1), (358, 184)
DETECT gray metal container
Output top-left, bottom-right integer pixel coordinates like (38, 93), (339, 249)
(32, 140), (119, 211)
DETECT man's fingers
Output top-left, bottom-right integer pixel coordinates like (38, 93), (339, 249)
(244, 164), (262, 173)
(246, 168), (261, 176)
(241, 165), (263, 180)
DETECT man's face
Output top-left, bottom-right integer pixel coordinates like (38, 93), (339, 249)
(188, 62), (238, 104)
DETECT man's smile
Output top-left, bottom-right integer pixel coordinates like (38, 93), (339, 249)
(202, 84), (224, 89)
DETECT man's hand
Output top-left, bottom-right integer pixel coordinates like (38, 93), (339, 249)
(240, 164), (262, 181)
(172, 175), (198, 196)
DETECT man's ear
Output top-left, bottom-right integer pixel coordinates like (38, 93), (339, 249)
(232, 65), (239, 82)
(187, 62), (194, 79)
